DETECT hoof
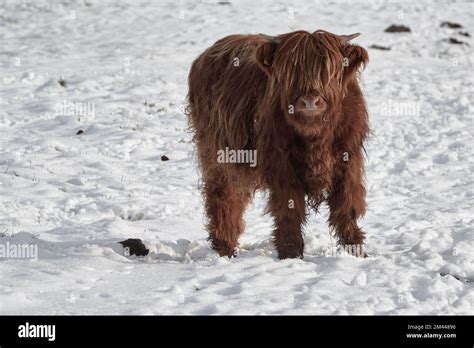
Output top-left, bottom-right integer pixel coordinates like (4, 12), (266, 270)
(210, 239), (237, 258)
(277, 243), (304, 260)
(278, 252), (303, 260)
(118, 238), (149, 256)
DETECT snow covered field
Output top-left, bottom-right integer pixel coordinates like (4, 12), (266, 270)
(0, 0), (472, 315)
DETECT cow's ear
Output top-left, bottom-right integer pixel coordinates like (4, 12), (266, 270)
(342, 44), (368, 85)
(255, 41), (278, 77)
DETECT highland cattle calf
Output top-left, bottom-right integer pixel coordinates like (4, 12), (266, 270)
(187, 30), (369, 259)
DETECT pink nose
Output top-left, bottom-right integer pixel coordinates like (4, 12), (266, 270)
(295, 96), (326, 113)
(301, 96), (321, 110)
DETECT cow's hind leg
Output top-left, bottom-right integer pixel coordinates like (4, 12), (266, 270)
(268, 185), (307, 259)
(327, 153), (367, 257)
(203, 171), (251, 257)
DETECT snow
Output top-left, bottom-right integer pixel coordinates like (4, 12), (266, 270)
(0, 0), (472, 314)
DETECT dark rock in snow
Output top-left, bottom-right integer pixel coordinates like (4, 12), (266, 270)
(445, 37), (467, 45)
(440, 272), (472, 283)
(459, 31), (470, 37)
(369, 44), (391, 50)
(384, 24), (411, 33)
(119, 238), (149, 256)
(76, 130), (84, 135)
(161, 155), (169, 161)
(441, 21), (463, 29)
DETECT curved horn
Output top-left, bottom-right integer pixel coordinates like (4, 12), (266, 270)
(259, 34), (281, 44)
(339, 32), (361, 43)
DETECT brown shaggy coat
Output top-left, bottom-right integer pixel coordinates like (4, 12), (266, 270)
(187, 30), (369, 259)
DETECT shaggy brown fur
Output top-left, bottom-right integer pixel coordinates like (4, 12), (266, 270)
(187, 30), (369, 259)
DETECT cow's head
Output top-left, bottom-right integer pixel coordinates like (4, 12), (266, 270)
(256, 30), (368, 135)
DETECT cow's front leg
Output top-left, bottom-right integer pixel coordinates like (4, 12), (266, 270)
(327, 151), (367, 257)
(268, 185), (306, 259)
